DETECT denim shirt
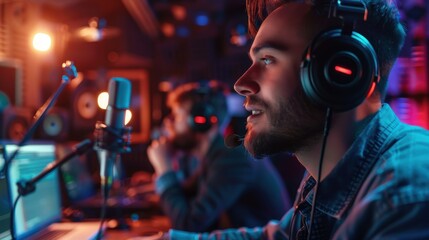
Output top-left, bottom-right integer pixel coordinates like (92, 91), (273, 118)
(168, 104), (429, 239)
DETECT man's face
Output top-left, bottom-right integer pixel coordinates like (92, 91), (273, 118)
(164, 101), (198, 151)
(234, 3), (326, 158)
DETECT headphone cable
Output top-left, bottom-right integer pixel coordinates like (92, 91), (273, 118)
(307, 107), (332, 240)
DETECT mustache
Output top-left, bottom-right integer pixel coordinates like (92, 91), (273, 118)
(244, 96), (269, 109)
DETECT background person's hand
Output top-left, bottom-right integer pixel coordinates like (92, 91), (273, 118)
(147, 137), (175, 176)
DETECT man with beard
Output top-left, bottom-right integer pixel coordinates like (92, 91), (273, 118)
(147, 80), (290, 232)
(157, 0), (429, 239)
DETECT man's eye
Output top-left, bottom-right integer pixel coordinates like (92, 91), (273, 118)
(261, 58), (273, 65)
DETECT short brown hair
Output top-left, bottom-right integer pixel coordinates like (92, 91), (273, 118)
(246, 0), (406, 99)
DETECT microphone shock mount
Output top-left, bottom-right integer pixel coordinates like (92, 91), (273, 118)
(93, 121), (132, 153)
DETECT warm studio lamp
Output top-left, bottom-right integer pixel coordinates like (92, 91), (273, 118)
(32, 32), (52, 52)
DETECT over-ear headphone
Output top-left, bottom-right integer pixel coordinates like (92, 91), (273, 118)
(188, 82), (220, 132)
(300, 0), (380, 112)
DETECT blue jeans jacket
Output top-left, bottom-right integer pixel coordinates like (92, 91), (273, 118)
(168, 104), (429, 239)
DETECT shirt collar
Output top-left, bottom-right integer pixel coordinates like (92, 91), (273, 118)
(304, 104), (401, 218)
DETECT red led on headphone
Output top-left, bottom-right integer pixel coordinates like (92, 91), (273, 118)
(194, 116), (207, 124)
(334, 65), (353, 76)
(210, 116), (218, 124)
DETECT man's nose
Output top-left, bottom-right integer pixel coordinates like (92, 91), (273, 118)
(234, 66), (260, 96)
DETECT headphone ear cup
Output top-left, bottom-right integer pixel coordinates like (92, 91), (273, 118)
(301, 29), (379, 112)
(189, 103), (218, 132)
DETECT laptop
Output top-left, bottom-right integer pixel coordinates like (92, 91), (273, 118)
(3, 141), (104, 240)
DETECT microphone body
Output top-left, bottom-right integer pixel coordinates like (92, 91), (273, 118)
(98, 78), (131, 193)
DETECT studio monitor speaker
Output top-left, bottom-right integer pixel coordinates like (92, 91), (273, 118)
(0, 106), (32, 141)
(36, 107), (70, 141)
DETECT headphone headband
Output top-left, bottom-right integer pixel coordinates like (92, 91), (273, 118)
(329, 0), (367, 20)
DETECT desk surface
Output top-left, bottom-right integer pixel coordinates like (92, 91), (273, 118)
(104, 215), (171, 240)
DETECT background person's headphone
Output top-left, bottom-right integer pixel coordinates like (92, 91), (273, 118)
(300, 0), (380, 112)
(188, 82), (221, 132)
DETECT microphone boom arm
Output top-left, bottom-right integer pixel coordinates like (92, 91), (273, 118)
(0, 61), (78, 176)
(16, 139), (94, 196)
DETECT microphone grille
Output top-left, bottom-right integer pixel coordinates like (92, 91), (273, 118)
(108, 77), (132, 109)
(224, 134), (243, 148)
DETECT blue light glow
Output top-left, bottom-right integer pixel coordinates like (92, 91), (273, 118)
(195, 13), (209, 26)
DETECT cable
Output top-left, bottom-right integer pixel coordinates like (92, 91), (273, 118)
(95, 180), (109, 240)
(95, 153), (121, 240)
(10, 193), (21, 240)
(288, 206), (299, 238)
(307, 107), (332, 240)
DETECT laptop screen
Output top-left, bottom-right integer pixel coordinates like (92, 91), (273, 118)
(4, 142), (62, 239)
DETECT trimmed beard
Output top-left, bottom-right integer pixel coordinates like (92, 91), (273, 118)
(244, 87), (325, 158)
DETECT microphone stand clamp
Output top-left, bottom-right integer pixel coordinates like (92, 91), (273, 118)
(93, 121), (132, 153)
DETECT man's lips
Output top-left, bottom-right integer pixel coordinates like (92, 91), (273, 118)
(245, 106), (264, 122)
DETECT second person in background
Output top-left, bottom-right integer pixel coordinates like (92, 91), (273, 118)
(147, 80), (290, 232)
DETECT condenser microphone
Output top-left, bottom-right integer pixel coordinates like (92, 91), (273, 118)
(224, 134), (244, 148)
(98, 77), (131, 194)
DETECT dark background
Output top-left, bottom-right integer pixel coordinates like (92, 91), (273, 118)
(0, 0), (428, 202)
